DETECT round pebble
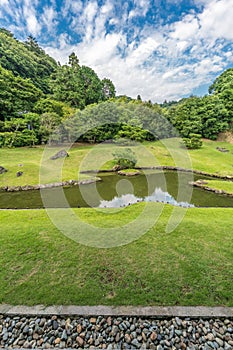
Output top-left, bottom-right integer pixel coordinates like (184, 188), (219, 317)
(0, 315), (232, 348)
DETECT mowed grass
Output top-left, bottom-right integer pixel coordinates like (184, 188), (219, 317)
(196, 179), (233, 195)
(0, 204), (232, 306)
(146, 139), (233, 176)
(0, 145), (92, 187)
(0, 139), (233, 188)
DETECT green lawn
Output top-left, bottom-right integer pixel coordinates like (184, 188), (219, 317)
(146, 139), (233, 176)
(0, 204), (232, 306)
(0, 139), (233, 188)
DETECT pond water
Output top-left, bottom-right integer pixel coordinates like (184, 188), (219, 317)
(1, 170), (233, 209)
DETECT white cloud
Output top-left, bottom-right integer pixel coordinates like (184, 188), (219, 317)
(0, 0), (232, 102)
(61, 0), (83, 17)
(129, 0), (151, 18)
(22, 0), (41, 36)
(170, 14), (199, 40)
(198, 0), (233, 40)
(84, 1), (98, 23)
(41, 6), (58, 33)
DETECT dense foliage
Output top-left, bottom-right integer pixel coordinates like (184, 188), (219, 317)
(0, 29), (57, 93)
(62, 100), (174, 144)
(0, 27), (232, 148)
(0, 65), (42, 120)
(163, 69), (233, 147)
(0, 29), (116, 146)
(50, 53), (115, 109)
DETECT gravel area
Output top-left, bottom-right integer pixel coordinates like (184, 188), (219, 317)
(0, 315), (233, 349)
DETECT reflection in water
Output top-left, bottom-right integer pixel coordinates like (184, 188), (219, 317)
(99, 187), (195, 208)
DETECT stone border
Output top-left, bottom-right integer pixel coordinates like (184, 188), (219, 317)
(117, 170), (141, 176)
(0, 178), (102, 193)
(136, 166), (233, 180)
(1, 166), (233, 193)
(190, 180), (233, 197)
(81, 166), (233, 180)
(0, 305), (233, 318)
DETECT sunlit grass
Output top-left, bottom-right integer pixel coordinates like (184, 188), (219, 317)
(198, 179), (233, 194)
(0, 204), (232, 306)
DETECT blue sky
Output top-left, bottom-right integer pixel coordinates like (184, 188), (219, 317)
(0, 0), (233, 102)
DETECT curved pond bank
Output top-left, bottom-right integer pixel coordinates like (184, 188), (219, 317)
(1, 170), (233, 209)
(1, 166), (233, 193)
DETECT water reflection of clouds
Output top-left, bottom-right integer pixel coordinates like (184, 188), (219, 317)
(99, 188), (194, 208)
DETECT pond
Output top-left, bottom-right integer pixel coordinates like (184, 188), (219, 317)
(1, 170), (233, 209)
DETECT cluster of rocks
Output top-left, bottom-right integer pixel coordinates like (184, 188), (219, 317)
(0, 178), (101, 193)
(0, 165), (24, 178)
(0, 315), (233, 349)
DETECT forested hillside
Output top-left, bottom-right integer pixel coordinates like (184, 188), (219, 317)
(0, 28), (57, 93)
(0, 27), (232, 148)
(0, 28), (116, 146)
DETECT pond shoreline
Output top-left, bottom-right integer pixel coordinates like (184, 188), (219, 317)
(0, 177), (102, 193)
(0, 166), (232, 193)
(190, 179), (233, 197)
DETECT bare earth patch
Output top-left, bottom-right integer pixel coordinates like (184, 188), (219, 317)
(217, 131), (233, 144)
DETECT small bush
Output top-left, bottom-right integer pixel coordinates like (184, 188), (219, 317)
(112, 148), (137, 169)
(182, 133), (203, 149)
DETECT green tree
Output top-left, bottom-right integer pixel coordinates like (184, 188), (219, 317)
(80, 65), (104, 105)
(34, 98), (74, 119)
(209, 68), (233, 124)
(102, 78), (116, 99)
(182, 133), (202, 149)
(50, 53), (111, 109)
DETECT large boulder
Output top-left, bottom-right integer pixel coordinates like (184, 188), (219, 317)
(0, 166), (7, 174)
(50, 149), (69, 160)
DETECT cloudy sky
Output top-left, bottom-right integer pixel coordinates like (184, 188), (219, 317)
(0, 0), (233, 102)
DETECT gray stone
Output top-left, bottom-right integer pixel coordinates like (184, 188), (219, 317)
(175, 317), (182, 326)
(16, 171), (23, 177)
(52, 320), (58, 330)
(61, 329), (67, 340)
(157, 345), (163, 350)
(175, 329), (182, 336)
(130, 324), (136, 332)
(216, 337), (224, 347)
(2, 332), (8, 341)
(22, 325), (29, 334)
(50, 149), (69, 160)
(131, 338), (141, 348)
(0, 166), (7, 174)
(224, 343), (232, 350)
